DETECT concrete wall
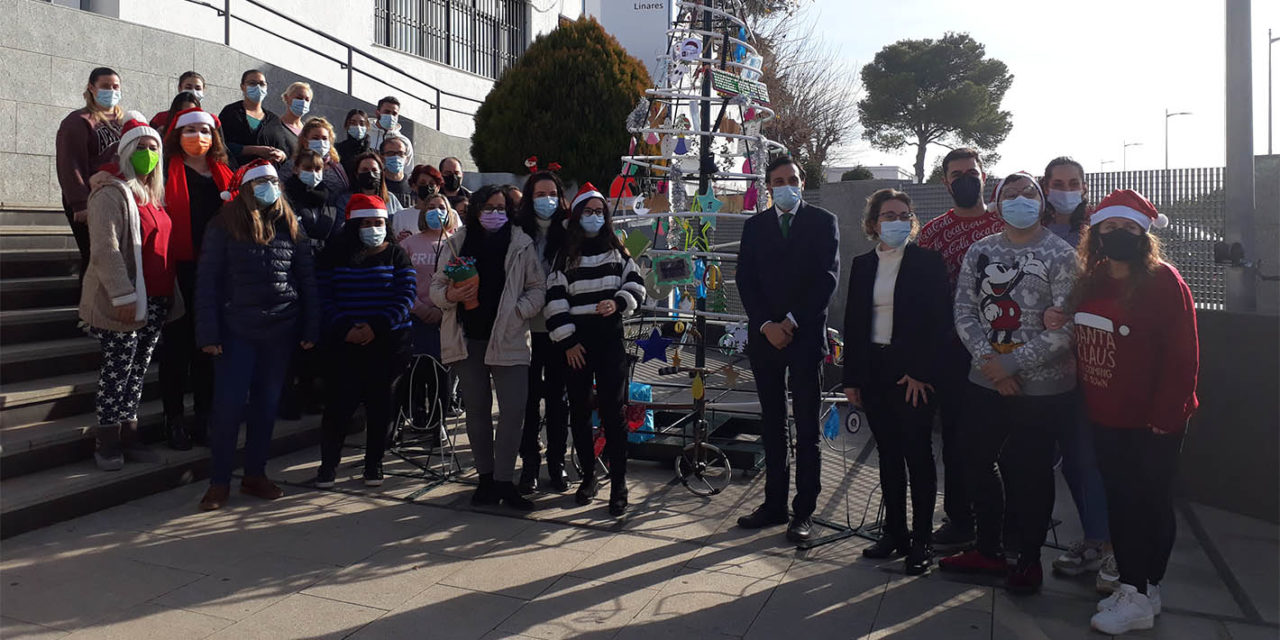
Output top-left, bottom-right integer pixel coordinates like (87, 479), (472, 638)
(801, 180), (896, 331)
(0, 0), (474, 207)
(1253, 154), (1279, 315)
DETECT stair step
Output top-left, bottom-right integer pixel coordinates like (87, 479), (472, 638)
(1, 399), (167, 480)
(0, 276), (80, 310)
(0, 207), (66, 227)
(0, 225), (78, 250)
(0, 367), (161, 426)
(0, 415), (324, 538)
(0, 249), (81, 278)
(0, 337), (100, 384)
(0, 306), (83, 345)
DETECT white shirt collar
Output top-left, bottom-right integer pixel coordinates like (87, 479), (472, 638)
(774, 200), (802, 218)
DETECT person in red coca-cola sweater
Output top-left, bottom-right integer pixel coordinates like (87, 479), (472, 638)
(1055, 189), (1198, 635)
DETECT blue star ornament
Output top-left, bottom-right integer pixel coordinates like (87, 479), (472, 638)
(695, 187), (723, 214)
(637, 328), (674, 363)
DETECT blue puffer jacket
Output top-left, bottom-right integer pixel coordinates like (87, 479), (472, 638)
(195, 213), (320, 347)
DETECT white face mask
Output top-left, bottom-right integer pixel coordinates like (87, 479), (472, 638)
(1046, 189), (1084, 213)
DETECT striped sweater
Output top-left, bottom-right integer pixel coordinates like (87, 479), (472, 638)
(316, 240), (417, 340)
(545, 242), (646, 346)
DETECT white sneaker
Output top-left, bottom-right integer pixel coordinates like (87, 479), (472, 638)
(1097, 582), (1161, 613)
(1096, 553), (1119, 594)
(1053, 540), (1105, 576)
(1091, 584), (1155, 635)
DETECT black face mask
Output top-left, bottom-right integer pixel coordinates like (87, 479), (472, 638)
(949, 174), (983, 209)
(357, 170), (381, 192)
(443, 174), (462, 192)
(417, 184), (437, 200)
(1099, 229), (1143, 262)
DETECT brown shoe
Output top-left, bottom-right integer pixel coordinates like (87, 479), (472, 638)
(240, 475), (284, 500)
(199, 484), (230, 511)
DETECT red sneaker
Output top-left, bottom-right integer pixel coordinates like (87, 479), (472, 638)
(1006, 561), (1043, 594)
(939, 549), (1008, 575)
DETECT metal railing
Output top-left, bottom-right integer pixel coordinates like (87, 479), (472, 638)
(178, 0), (486, 131)
(374, 0), (530, 81)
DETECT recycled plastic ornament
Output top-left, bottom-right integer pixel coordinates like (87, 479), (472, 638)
(637, 328), (673, 363)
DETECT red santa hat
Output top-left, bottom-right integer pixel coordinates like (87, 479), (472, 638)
(1091, 189), (1168, 230)
(171, 107), (219, 131)
(571, 182), (604, 210)
(346, 193), (388, 220)
(220, 159), (277, 201)
(118, 111), (161, 150)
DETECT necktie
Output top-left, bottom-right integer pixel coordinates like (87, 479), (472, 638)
(780, 212), (794, 239)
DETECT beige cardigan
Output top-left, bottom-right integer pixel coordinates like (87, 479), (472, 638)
(429, 226), (546, 366)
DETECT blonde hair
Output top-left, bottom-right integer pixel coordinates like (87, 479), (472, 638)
(281, 81), (313, 104)
(295, 116), (340, 164)
(82, 88), (122, 126)
(117, 136), (165, 206)
(420, 193), (461, 233)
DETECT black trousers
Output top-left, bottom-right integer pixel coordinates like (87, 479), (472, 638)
(564, 329), (629, 488)
(748, 344), (822, 519)
(320, 331), (410, 471)
(520, 332), (569, 477)
(63, 204), (91, 282)
(159, 262), (214, 420)
(963, 384), (1072, 563)
(862, 345), (937, 544)
(1095, 425), (1183, 589)
(937, 334), (974, 530)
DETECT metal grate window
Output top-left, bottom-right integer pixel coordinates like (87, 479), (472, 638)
(374, 0), (530, 80)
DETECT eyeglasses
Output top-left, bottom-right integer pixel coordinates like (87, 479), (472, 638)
(878, 211), (914, 222)
(582, 207), (605, 216)
(252, 177), (280, 186)
(383, 151), (407, 158)
(480, 207), (506, 214)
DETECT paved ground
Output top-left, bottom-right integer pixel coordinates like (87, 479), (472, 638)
(2, 419), (1276, 639)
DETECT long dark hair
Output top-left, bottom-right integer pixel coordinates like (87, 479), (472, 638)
(464, 184), (514, 235)
(351, 151), (391, 203)
(217, 184), (299, 245)
(561, 195), (628, 270)
(159, 91), (201, 136)
(516, 171), (569, 261)
(1040, 156), (1090, 229)
(1068, 223), (1165, 310)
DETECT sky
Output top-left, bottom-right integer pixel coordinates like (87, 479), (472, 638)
(796, 0), (1280, 177)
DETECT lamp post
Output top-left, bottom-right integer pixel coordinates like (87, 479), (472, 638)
(1269, 28), (1278, 155)
(1123, 141), (1143, 171)
(1164, 109), (1192, 206)
(1100, 159), (1115, 173)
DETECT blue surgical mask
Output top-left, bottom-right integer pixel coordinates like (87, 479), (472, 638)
(426, 208), (445, 230)
(1001, 196), (1043, 229)
(253, 182), (279, 206)
(347, 125), (366, 140)
(290, 98), (310, 117)
(299, 170), (323, 188)
(1046, 189), (1083, 213)
(360, 225), (386, 247)
(379, 113), (397, 129)
(307, 139), (330, 157)
(771, 185), (801, 211)
(384, 156), (405, 174)
(579, 213), (605, 235)
(879, 220), (912, 248)
(533, 196), (558, 219)
(245, 84), (267, 103)
(95, 88), (120, 109)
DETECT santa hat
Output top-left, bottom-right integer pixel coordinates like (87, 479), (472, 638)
(1091, 189), (1168, 230)
(992, 170), (1044, 208)
(345, 193), (388, 220)
(571, 182), (604, 210)
(171, 107), (219, 131)
(118, 111), (160, 150)
(220, 159), (277, 201)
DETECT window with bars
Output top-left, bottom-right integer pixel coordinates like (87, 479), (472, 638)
(374, 0), (530, 80)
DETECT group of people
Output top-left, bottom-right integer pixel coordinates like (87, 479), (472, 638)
(733, 151), (1198, 636)
(57, 65), (1199, 637)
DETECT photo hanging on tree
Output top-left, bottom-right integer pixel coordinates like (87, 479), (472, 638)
(654, 253), (697, 286)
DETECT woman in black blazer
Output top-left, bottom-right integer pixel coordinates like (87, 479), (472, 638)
(842, 188), (951, 575)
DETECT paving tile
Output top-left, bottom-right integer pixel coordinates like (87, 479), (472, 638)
(876, 573), (993, 618)
(1146, 612), (1234, 640)
(506, 521), (615, 555)
(614, 568), (778, 639)
(301, 547), (468, 610)
(204, 593), (385, 640)
(744, 560), (886, 640)
(567, 532), (701, 592)
(151, 552), (339, 621)
(399, 510), (537, 560)
(1190, 503), (1280, 624)
(863, 604), (990, 640)
(438, 542), (589, 601)
(991, 590), (1100, 640)
(348, 584), (525, 640)
(497, 575), (661, 639)
(60, 604), (233, 640)
(1223, 621), (1280, 640)
(0, 617), (69, 639)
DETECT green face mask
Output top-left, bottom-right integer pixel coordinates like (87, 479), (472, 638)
(130, 148), (159, 176)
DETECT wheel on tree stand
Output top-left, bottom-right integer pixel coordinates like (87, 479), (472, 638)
(675, 442), (732, 496)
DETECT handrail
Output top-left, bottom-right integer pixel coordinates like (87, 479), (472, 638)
(175, 0), (485, 131)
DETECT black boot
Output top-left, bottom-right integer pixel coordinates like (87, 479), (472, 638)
(120, 419), (162, 463)
(472, 473), (498, 506)
(574, 474), (599, 506)
(518, 460), (539, 495)
(905, 541), (934, 576)
(166, 415), (192, 451)
(94, 424), (124, 471)
(546, 462), (569, 493)
(863, 533), (910, 560)
(496, 481), (535, 511)
(608, 481), (628, 517)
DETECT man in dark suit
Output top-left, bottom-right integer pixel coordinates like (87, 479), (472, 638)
(735, 157), (840, 542)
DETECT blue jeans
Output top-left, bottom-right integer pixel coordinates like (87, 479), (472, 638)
(208, 327), (296, 485)
(1060, 400), (1111, 541)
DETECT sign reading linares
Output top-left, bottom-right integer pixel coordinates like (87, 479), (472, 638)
(634, 2), (664, 8)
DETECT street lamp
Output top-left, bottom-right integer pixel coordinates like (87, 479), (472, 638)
(1164, 109), (1192, 206)
(1123, 141), (1143, 171)
(1269, 28), (1278, 155)
(1101, 159), (1115, 173)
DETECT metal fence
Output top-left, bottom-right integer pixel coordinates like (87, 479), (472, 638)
(374, 0), (530, 80)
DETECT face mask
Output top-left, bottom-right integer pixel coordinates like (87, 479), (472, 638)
(129, 148), (159, 176)
(879, 220), (912, 249)
(180, 132), (212, 157)
(347, 125), (367, 140)
(425, 208), (445, 230)
(253, 182), (279, 206)
(1099, 229), (1143, 262)
(1000, 195), (1042, 229)
(417, 185), (437, 200)
(189, 89), (204, 100)
(384, 156), (405, 174)
(299, 170), (323, 188)
(948, 174), (983, 208)
(533, 196), (558, 219)
(379, 113), (397, 129)
(443, 174), (462, 192)
(1047, 189), (1083, 213)
(95, 88), (121, 109)
(579, 213), (605, 235)
(307, 139), (330, 157)
(245, 84), (267, 103)
(771, 185), (801, 211)
(360, 225), (386, 247)
(357, 170), (380, 192)
(290, 98), (310, 117)
(479, 211), (507, 231)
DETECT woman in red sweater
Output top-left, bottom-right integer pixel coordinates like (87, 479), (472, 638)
(1067, 190), (1198, 635)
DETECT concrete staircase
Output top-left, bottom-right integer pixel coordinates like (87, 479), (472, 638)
(0, 204), (321, 538)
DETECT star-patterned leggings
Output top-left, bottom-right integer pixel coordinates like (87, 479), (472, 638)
(88, 298), (168, 426)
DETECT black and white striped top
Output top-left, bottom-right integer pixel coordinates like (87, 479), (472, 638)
(545, 243), (646, 345)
